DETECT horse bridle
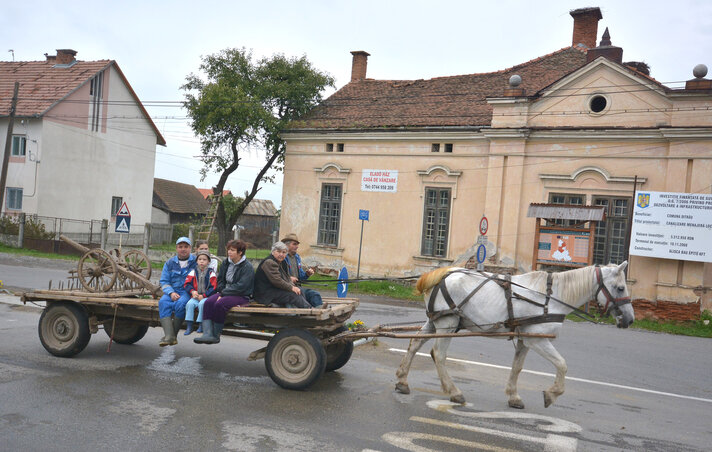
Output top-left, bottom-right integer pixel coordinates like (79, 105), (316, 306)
(594, 265), (631, 315)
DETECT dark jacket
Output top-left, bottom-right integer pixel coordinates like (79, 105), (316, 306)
(217, 257), (254, 297)
(254, 254), (293, 304)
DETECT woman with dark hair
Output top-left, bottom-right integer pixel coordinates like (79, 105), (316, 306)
(194, 240), (254, 344)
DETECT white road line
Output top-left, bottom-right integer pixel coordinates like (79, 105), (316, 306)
(389, 348), (712, 404)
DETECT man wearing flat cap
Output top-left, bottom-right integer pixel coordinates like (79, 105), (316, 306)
(282, 233), (323, 307)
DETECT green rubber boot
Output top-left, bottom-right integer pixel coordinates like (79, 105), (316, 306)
(159, 317), (173, 347)
(169, 317), (182, 346)
(193, 319), (215, 344)
(213, 323), (224, 344)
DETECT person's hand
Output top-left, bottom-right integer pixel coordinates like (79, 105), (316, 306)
(192, 290), (199, 299)
(292, 286), (301, 295)
(170, 292), (180, 301)
(290, 276), (298, 284)
(306, 268), (315, 277)
(197, 294), (204, 301)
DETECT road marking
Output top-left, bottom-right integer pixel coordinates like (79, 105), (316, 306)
(389, 348), (712, 404)
(382, 431), (518, 452)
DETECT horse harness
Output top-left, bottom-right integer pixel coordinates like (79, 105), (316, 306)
(426, 269), (565, 332)
(594, 265), (632, 314)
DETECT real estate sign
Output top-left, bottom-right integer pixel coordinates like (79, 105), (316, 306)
(361, 169), (398, 192)
(629, 191), (712, 262)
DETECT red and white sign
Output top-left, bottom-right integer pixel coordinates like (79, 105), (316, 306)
(117, 202), (131, 217)
(479, 216), (488, 236)
(361, 169), (398, 193)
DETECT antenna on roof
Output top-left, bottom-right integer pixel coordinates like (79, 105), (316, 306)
(8, 49), (14, 61)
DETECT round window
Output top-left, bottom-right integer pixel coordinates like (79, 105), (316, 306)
(589, 95), (607, 113)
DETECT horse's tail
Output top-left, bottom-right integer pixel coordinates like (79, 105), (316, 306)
(415, 266), (457, 295)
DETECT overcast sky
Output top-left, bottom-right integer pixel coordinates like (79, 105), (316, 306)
(3, 0), (711, 209)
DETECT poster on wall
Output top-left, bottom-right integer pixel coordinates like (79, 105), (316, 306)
(536, 228), (591, 267)
(361, 169), (398, 192)
(629, 191), (712, 262)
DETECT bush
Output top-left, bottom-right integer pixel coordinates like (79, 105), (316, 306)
(0, 216), (54, 240)
(171, 223), (191, 242)
(0, 216), (19, 235)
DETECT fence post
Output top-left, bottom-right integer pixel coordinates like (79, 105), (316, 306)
(18, 212), (25, 248)
(143, 223), (151, 254)
(189, 225), (195, 245)
(101, 219), (108, 250)
(272, 230), (277, 244)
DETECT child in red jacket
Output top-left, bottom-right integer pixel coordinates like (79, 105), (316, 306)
(183, 251), (217, 335)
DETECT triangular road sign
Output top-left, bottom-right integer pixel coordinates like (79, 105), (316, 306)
(117, 202), (130, 217)
(115, 217), (130, 233)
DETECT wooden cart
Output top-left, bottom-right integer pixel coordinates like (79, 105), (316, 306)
(22, 289), (359, 390)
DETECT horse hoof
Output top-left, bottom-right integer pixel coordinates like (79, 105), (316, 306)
(508, 400), (525, 409)
(450, 394), (466, 404)
(543, 391), (554, 408)
(395, 383), (410, 394)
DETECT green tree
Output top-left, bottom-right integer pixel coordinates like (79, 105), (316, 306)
(182, 48), (334, 251)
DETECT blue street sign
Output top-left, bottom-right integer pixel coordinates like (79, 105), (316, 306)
(359, 209), (369, 221)
(115, 215), (131, 234)
(476, 244), (487, 264)
(337, 267), (349, 298)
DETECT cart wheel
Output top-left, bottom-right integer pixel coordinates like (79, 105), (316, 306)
(122, 249), (152, 280)
(324, 326), (354, 372)
(104, 319), (149, 344)
(265, 329), (326, 390)
(78, 248), (118, 292)
(38, 302), (91, 357)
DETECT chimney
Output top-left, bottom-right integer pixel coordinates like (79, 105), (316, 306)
(586, 28), (623, 64)
(350, 50), (370, 82)
(570, 7), (602, 49)
(44, 53), (56, 63)
(55, 49), (77, 65)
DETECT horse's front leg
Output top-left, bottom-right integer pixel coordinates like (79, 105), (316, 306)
(431, 336), (465, 404)
(506, 339), (529, 409)
(395, 320), (433, 394)
(529, 339), (567, 407)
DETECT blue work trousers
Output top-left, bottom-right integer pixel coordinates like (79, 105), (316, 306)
(158, 291), (191, 319)
(303, 288), (323, 307)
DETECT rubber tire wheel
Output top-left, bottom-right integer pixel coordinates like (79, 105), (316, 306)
(265, 329), (326, 390)
(38, 302), (91, 357)
(103, 319), (149, 345)
(324, 326), (354, 372)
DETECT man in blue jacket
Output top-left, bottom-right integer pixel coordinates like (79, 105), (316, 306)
(158, 236), (197, 346)
(282, 233), (323, 307)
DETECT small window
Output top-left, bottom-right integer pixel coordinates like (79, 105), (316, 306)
(6, 187), (22, 210)
(11, 136), (26, 156)
(589, 95), (607, 113)
(444, 143), (453, 153)
(337, 143), (344, 152)
(317, 184), (342, 246)
(431, 143), (440, 152)
(111, 196), (123, 217)
(326, 143), (334, 152)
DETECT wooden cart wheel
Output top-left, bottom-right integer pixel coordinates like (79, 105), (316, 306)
(324, 326), (354, 372)
(38, 302), (91, 357)
(265, 329), (326, 390)
(122, 249), (152, 280)
(104, 318), (149, 344)
(78, 248), (118, 292)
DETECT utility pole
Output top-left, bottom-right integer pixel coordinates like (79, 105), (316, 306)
(0, 82), (20, 212)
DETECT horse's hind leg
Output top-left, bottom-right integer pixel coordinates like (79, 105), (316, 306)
(395, 320), (434, 394)
(529, 339), (567, 408)
(505, 339), (529, 409)
(431, 335), (465, 404)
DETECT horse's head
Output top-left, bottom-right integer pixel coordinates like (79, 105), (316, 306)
(594, 261), (635, 328)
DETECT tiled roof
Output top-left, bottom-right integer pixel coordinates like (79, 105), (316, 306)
(289, 47), (588, 129)
(153, 178), (209, 215)
(197, 188), (232, 199)
(243, 199), (278, 217)
(0, 58), (166, 145)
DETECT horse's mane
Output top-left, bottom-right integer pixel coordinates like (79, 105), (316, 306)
(415, 266), (457, 295)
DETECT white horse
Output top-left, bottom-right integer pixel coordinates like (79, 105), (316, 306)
(395, 262), (634, 409)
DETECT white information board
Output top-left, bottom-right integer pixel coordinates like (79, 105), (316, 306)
(629, 191), (712, 262)
(361, 169), (398, 192)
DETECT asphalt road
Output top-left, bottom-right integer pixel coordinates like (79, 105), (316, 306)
(1, 253), (711, 450)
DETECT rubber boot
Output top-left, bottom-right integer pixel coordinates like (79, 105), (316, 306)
(184, 321), (194, 336)
(169, 317), (182, 345)
(159, 317), (173, 347)
(213, 323), (224, 344)
(193, 319), (215, 344)
(196, 323), (203, 334)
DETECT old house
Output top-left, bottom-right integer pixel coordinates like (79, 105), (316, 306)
(0, 49), (164, 228)
(280, 7), (712, 318)
(152, 178), (208, 224)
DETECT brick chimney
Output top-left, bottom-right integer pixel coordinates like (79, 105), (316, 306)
(570, 7), (602, 49)
(350, 50), (370, 82)
(55, 49), (77, 65)
(586, 28), (623, 64)
(44, 53), (56, 63)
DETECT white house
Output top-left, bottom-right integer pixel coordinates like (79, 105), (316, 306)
(0, 49), (165, 229)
